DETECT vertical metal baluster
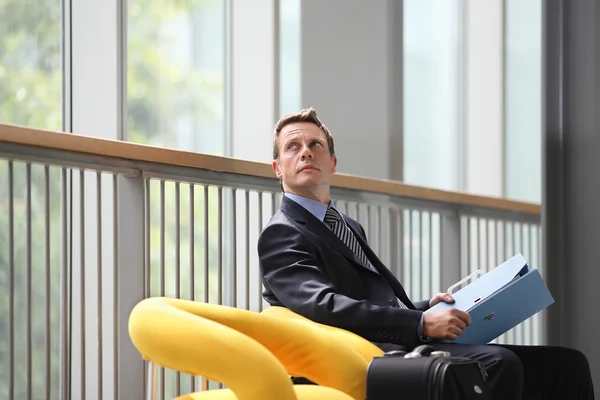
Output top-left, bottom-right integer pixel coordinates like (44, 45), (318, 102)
(474, 218), (480, 274)
(59, 168), (69, 400)
(508, 221), (514, 344)
(465, 217), (470, 281)
(396, 208), (403, 281)
(407, 211), (412, 298)
(160, 180), (165, 399)
(217, 187), (223, 390)
(8, 161), (14, 400)
(175, 182), (181, 396)
(232, 189), (237, 308)
(142, 179), (150, 400)
(521, 223), (527, 345)
(484, 219), (489, 272)
(79, 169), (86, 400)
(204, 185), (209, 305)
(529, 224), (534, 345)
(25, 163), (32, 400)
(258, 193), (263, 312)
(496, 220), (501, 270)
(218, 187), (223, 306)
(511, 222), (518, 344)
(516, 222), (522, 344)
(496, 220), (504, 344)
(418, 211), (422, 300)
(45, 166), (52, 400)
(145, 180), (151, 299)
(190, 185), (195, 303)
(113, 175), (118, 400)
(97, 172), (103, 400)
(189, 184), (196, 393)
(376, 206), (382, 258)
(245, 191), (250, 310)
(175, 183), (181, 297)
(202, 185), (209, 392)
(429, 212), (434, 297)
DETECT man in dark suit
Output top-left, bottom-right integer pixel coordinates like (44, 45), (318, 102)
(258, 108), (594, 399)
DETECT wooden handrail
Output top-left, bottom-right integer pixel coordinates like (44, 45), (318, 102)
(0, 123), (541, 216)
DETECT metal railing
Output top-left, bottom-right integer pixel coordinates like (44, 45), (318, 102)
(0, 124), (543, 400)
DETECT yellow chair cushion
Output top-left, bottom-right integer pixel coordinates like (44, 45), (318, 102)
(158, 298), (369, 400)
(129, 298), (298, 400)
(260, 306), (385, 362)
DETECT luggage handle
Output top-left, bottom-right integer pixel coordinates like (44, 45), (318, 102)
(403, 344), (436, 359)
(447, 269), (484, 295)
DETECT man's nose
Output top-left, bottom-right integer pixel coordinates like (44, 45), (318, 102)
(300, 145), (313, 159)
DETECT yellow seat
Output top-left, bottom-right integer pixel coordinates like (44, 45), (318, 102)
(260, 306), (385, 363)
(129, 297), (353, 400)
(140, 297), (369, 400)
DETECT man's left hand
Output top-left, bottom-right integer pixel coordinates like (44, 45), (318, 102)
(429, 292), (455, 308)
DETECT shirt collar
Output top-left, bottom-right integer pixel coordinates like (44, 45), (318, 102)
(284, 193), (341, 223)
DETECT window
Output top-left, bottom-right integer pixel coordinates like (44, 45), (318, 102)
(403, 0), (463, 191)
(0, 1), (63, 398)
(127, 0), (225, 155)
(505, 0), (542, 203)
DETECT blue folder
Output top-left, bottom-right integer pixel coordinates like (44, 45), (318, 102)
(425, 253), (554, 345)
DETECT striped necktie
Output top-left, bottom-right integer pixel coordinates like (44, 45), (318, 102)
(324, 207), (370, 267)
(324, 206), (408, 309)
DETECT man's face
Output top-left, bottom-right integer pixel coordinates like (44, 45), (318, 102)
(272, 122), (337, 198)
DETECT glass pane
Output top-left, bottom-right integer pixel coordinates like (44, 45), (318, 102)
(403, 0), (462, 191)
(0, 1), (63, 399)
(279, 0), (301, 116)
(0, 0), (62, 130)
(505, 0), (542, 203)
(127, 0), (225, 155)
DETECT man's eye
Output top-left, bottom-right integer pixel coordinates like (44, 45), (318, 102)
(311, 142), (322, 147)
(287, 143), (296, 149)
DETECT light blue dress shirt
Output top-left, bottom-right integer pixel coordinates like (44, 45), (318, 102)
(284, 193), (425, 341)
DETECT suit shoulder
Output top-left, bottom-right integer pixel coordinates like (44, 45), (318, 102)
(259, 210), (298, 238)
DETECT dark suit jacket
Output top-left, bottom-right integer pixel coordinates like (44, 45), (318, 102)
(258, 196), (430, 349)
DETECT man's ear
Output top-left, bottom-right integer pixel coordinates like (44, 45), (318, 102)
(272, 160), (281, 178)
(331, 155), (337, 173)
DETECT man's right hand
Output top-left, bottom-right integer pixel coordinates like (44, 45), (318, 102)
(422, 308), (471, 341)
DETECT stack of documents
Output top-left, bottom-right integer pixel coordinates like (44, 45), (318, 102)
(426, 253), (554, 344)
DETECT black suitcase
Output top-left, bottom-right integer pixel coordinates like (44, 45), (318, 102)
(366, 345), (492, 400)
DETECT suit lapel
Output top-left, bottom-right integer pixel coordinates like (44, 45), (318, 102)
(280, 197), (376, 274)
(346, 218), (415, 308)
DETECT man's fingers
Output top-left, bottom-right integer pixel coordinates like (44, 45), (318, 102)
(455, 319), (467, 330)
(448, 308), (471, 325)
(444, 294), (454, 303)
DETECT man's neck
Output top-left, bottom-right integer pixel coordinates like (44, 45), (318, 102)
(284, 188), (330, 205)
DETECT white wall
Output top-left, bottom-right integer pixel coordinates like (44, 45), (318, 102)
(299, 0), (401, 180)
(464, 0), (504, 198)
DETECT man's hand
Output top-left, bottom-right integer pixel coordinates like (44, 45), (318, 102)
(429, 292), (455, 308)
(422, 308), (471, 341)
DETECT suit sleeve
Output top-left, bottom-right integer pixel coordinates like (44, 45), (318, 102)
(258, 222), (423, 347)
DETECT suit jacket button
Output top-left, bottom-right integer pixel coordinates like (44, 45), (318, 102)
(388, 300), (395, 306)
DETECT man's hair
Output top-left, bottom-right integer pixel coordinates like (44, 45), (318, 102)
(272, 107), (335, 160)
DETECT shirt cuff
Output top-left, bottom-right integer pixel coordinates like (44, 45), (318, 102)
(417, 314), (431, 342)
